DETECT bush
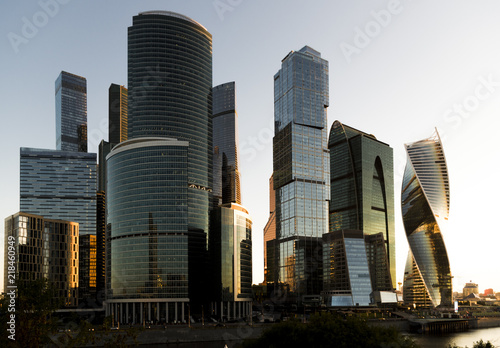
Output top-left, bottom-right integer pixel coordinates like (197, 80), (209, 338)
(242, 312), (419, 348)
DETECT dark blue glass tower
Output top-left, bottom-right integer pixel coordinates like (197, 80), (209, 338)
(128, 12), (212, 235)
(212, 82), (241, 206)
(55, 71), (87, 152)
(106, 11), (213, 323)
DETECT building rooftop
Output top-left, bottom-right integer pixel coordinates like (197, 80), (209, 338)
(138, 11), (208, 31)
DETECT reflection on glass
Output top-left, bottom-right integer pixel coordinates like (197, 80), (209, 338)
(402, 129), (452, 308)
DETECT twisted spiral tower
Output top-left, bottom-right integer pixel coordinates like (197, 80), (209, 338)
(402, 129), (452, 308)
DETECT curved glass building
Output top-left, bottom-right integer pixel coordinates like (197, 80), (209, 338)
(327, 121), (395, 291)
(128, 11), (212, 233)
(106, 137), (189, 323)
(106, 12), (213, 323)
(401, 130), (452, 308)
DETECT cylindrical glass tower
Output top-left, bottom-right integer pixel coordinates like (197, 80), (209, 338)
(106, 137), (190, 324)
(128, 12), (212, 234)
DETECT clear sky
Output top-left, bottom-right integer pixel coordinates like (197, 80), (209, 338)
(1, 0), (499, 294)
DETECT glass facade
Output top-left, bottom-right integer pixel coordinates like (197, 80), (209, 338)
(401, 130), (452, 308)
(263, 174), (276, 282)
(107, 138), (189, 299)
(20, 147), (97, 236)
(55, 71), (87, 152)
(96, 191), (106, 300)
(108, 84), (128, 144)
(4, 212), (79, 307)
(212, 82), (241, 205)
(322, 230), (372, 307)
(106, 137), (193, 323)
(128, 12), (212, 237)
(210, 203), (252, 320)
(79, 234), (97, 300)
(273, 46), (329, 301)
(328, 120), (395, 291)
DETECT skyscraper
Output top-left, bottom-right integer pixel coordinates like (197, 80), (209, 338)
(401, 129), (452, 308)
(273, 46), (330, 301)
(20, 147), (97, 302)
(108, 84), (128, 144)
(97, 80), (125, 298)
(20, 148), (97, 235)
(263, 174), (276, 282)
(127, 10), (212, 235)
(322, 230), (373, 307)
(106, 137), (189, 324)
(209, 203), (252, 321)
(213, 82), (241, 205)
(55, 71), (87, 152)
(210, 83), (253, 319)
(327, 120), (395, 291)
(106, 11), (213, 322)
(4, 212), (79, 307)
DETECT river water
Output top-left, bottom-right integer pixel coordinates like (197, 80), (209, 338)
(410, 327), (500, 347)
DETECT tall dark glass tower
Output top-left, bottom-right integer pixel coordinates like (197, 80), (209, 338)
(273, 46), (330, 302)
(106, 11), (212, 323)
(327, 121), (395, 291)
(212, 82), (241, 205)
(402, 130), (452, 308)
(128, 11), (212, 234)
(106, 138), (190, 324)
(108, 84), (128, 144)
(55, 71), (87, 152)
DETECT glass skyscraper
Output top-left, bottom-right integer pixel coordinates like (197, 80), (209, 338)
(213, 82), (241, 205)
(106, 12), (212, 322)
(263, 174), (276, 282)
(322, 230), (373, 307)
(128, 11), (212, 236)
(401, 129), (452, 308)
(327, 120), (395, 291)
(272, 46), (330, 301)
(20, 147), (97, 235)
(106, 137), (190, 323)
(55, 71), (87, 152)
(209, 203), (252, 320)
(108, 84), (128, 144)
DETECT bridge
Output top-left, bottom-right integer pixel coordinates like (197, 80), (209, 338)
(409, 318), (470, 334)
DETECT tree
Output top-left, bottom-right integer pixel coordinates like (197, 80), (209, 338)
(242, 312), (419, 348)
(0, 278), (61, 348)
(448, 339), (495, 348)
